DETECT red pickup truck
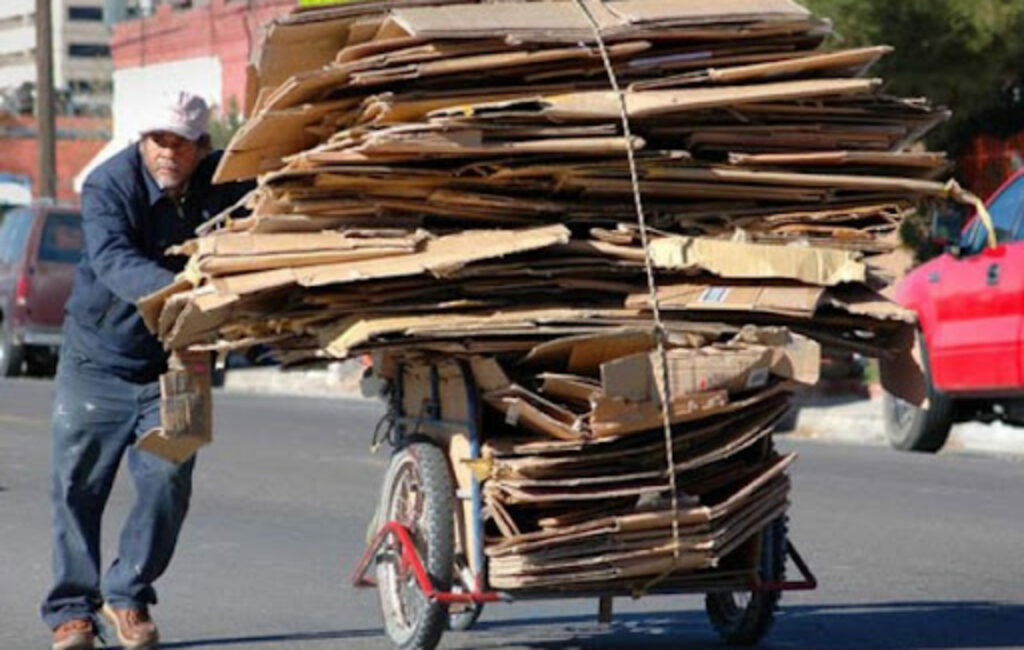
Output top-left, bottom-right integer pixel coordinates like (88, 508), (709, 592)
(0, 204), (82, 376)
(883, 170), (1024, 452)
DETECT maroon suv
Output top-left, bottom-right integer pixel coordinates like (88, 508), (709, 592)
(0, 204), (82, 376)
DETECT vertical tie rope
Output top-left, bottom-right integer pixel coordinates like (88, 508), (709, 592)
(944, 180), (997, 249)
(573, 0), (682, 562)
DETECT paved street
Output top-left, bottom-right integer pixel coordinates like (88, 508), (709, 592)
(3, 377), (1024, 649)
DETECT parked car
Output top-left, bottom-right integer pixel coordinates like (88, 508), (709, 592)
(881, 170), (1024, 452)
(0, 204), (82, 376)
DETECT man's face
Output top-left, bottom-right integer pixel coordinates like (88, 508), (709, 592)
(139, 131), (203, 192)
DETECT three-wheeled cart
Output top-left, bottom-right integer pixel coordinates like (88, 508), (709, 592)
(352, 359), (816, 650)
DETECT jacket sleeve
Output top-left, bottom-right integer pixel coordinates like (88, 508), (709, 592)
(81, 178), (176, 305)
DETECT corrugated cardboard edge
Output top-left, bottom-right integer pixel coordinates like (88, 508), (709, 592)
(648, 237), (866, 286)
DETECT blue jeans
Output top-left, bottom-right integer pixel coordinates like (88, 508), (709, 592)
(40, 350), (195, 629)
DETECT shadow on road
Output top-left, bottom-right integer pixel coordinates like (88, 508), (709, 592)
(152, 628), (380, 648)
(147, 601), (1024, 649)
(464, 601), (1024, 649)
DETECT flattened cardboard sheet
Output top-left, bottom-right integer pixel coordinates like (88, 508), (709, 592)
(647, 236), (866, 286)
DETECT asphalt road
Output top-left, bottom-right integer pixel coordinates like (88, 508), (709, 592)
(3, 377), (1024, 650)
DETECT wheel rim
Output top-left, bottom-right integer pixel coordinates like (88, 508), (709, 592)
(447, 558), (480, 622)
(886, 392), (921, 446)
(717, 590), (753, 622)
(891, 395), (914, 431)
(378, 457), (430, 641)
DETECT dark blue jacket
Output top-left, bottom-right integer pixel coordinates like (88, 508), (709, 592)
(64, 144), (252, 382)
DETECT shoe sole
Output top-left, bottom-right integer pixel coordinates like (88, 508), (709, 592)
(52, 635), (94, 650)
(100, 603), (159, 650)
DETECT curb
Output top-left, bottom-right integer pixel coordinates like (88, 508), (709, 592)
(788, 395), (1024, 458)
(218, 360), (367, 400)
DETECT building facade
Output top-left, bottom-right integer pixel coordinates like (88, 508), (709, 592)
(0, 0), (117, 115)
(1, 110), (110, 202)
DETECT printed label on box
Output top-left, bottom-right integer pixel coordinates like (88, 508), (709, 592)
(505, 403), (521, 426)
(746, 366), (770, 389)
(699, 287), (730, 303)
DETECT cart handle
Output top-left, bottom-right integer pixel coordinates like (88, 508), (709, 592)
(352, 520), (504, 605)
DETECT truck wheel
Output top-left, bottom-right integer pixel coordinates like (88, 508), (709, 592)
(881, 336), (953, 453)
(773, 404), (800, 433)
(376, 440), (453, 650)
(705, 517), (786, 645)
(0, 323), (24, 377)
(25, 348), (57, 377)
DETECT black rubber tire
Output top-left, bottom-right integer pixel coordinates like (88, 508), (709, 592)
(881, 334), (954, 453)
(375, 441), (454, 650)
(0, 322), (24, 378)
(25, 348), (57, 377)
(705, 517), (786, 646)
(773, 404), (800, 433)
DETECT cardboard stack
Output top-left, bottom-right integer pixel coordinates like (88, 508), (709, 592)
(141, 0), (947, 592)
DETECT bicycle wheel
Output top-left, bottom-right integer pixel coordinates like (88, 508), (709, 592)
(705, 517), (787, 646)
(376, 441), (454, 650)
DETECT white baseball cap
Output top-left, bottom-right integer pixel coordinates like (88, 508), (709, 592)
(138, 91), (210, 142)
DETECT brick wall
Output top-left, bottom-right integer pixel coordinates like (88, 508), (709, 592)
(1, 115), (111, 204)
(959, 133), (1024, 199)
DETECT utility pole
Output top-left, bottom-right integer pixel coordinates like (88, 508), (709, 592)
(36, 0), (57, 200)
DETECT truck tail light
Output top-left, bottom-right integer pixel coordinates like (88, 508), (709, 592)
(15, 271), (29, 306)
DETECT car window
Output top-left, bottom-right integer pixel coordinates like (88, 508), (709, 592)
(960, 175), (1024, 255)
(1012, 198), (1024, 241)
(0, 208), (33, 264)
(39, 211), (83, 264)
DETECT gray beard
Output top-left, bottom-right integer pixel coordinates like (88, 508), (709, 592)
(162, 178), (190, 201)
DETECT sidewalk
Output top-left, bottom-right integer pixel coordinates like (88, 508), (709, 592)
(788, 394), (1024, 457)
(220, 366), (1024, 457)
(220, 360), (366, 399)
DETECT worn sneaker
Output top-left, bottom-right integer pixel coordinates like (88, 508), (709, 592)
(100, 603), (159, 649)
(52, 618), (95, 650)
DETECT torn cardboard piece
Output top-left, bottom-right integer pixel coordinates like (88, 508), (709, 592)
(647, 236), (866, 286)
(136, 350), (213, 464)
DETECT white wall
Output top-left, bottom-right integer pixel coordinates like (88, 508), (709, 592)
(0, 62), (35, 89)
(111, 56), (222, 141)
(0, 2), (35, 89)
(0, 24), (35, 57)
(51, 0), (67, 89)
(0, 0), (36, 19)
